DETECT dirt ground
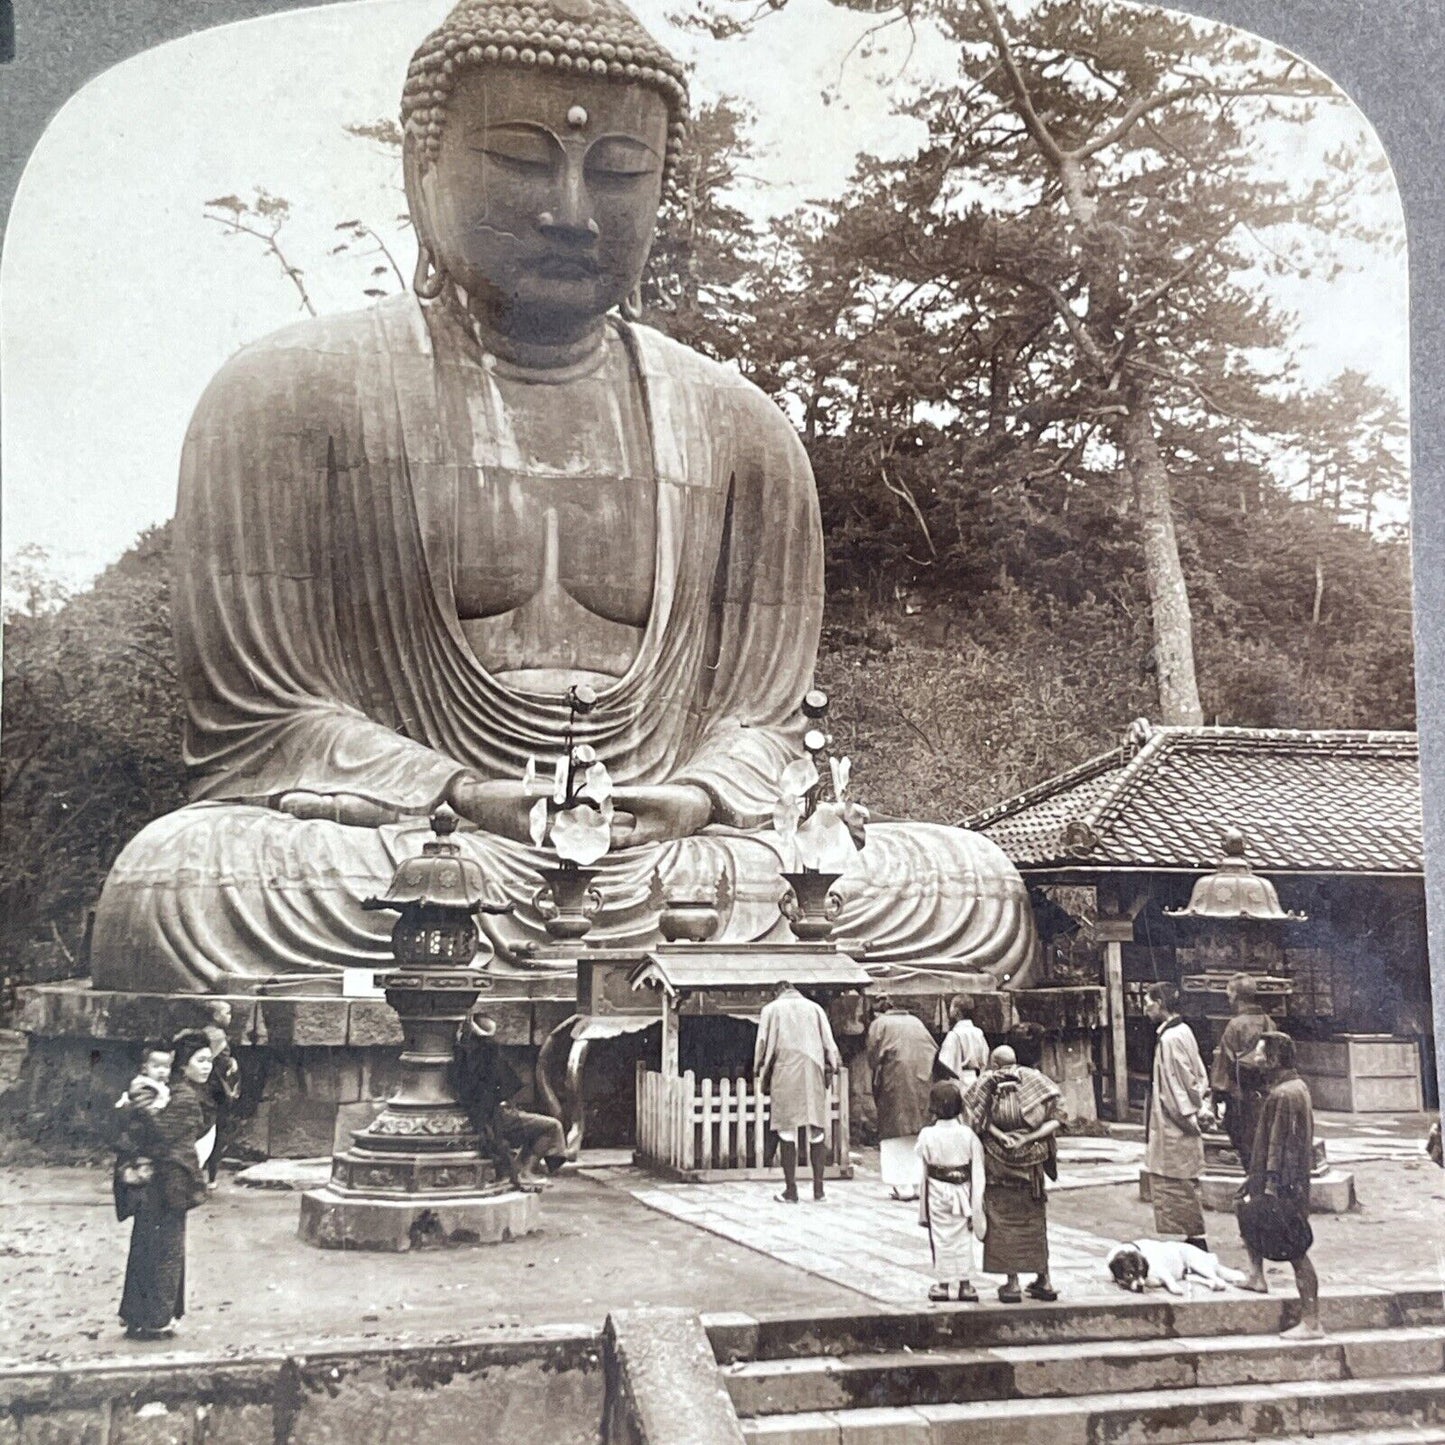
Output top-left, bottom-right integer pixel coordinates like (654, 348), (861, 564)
(0, 1143), (1440, 1371)
(0, 1164), (858, 1369)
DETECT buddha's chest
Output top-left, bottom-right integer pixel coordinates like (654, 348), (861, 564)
(452, 470), (657, 623)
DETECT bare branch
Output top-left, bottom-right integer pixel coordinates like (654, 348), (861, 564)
(973, 0), (1069, 170)
(1076, 82), (1327, 162)
(879, 463), (937, 559)
(203, 206), (317, 316)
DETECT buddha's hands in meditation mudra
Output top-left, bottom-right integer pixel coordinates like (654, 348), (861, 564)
(277, 782), (713, 848)
(447, 778), (713, 849)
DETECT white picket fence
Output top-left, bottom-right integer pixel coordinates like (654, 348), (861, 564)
(634, 1063), (851, 1178)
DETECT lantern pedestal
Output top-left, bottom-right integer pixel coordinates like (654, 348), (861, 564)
(299, 966), (541, 1250)
(298, 808), (542, 1250)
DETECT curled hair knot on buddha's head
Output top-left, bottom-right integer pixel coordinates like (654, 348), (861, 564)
(400, 0), (690, 180)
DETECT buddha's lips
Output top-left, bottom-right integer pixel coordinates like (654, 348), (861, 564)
(533, 254), (600, 279)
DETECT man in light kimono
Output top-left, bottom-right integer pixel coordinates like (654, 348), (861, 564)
(937, 996), (990, 1089)
(1143, 982), (1214, 1251)
(755, 982), (841, 1203)
(88, 0), (1040, 996)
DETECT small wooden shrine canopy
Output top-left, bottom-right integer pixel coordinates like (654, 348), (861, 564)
(625, 943), (871, 1182)
(630, 945), (872, 996)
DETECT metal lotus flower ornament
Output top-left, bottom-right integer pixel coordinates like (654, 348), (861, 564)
(525, 748), (615, 866)
(772, 751), (870, 874)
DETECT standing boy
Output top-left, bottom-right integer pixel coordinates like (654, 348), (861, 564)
(1210, 973), (1272, 1169)
(1237, 1031), (1323, 1338)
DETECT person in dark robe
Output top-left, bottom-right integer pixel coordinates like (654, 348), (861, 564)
(865, 995), (938, 1201)
(118, 1032), (211, 1339)
(1209, 973), (1272, 1170)
(1143, 982), (1213, 1251)
(1237, 1031), (1321, 1337)
(200, 1002), (241, 1186)
(452, 1007), (566, 1189)
(961, 1045), (1063, 1303)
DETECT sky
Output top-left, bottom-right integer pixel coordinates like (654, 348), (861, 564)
(0, 0), (1409, 594)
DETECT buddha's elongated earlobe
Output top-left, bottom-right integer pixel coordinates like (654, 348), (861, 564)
(622, 282), (644, 322)
(414, 241), (446, 301)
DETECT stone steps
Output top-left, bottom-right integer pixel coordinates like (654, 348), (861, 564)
(707, 1286), (1445, 1362)
(738, 1375), (1445, 1444)
(724, 1325), (1445, 1415)
(1208, 1433), (1445, 1445)
(713, 1288), (1445, 1445)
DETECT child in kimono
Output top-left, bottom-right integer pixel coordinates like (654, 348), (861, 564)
(116, 1043), (174, 1116)
(916, 1081), (987, 1302)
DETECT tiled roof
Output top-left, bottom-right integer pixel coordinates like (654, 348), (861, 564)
(965, 725), (1422, 875)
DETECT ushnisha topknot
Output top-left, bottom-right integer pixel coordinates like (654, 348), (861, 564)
(401, 0), (690, 178)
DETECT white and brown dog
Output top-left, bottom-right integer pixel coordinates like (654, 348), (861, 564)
(1106, 1239), (1246, 1297)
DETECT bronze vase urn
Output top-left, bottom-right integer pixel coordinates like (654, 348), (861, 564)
(533, 864), (604, 940)
(779, 869), (845, 942)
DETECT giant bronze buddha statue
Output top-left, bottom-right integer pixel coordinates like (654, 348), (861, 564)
(92, 0), (1038, 993)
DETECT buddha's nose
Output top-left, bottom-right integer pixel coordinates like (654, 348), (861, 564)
(538, 168), (599, 244)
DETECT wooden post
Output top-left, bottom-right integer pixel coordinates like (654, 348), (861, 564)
(1094, 921), (1133, 1121)
(635, 1060), (647, 1159)
(700, 1077), (715, 1170)
(719, 1075), (733, 1170)
(660, 991), (679, 1079)
(680, 1070), (696, 1171)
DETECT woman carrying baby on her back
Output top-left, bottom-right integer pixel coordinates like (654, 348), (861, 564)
(960, 1045), (1065, 1304)
(114, 1032), (213, 1339)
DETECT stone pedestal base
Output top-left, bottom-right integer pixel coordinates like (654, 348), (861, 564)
(11, 981), (572, 1160)
(298, 1185), (541, 1251)
(1139, 1167), (1357, 1216)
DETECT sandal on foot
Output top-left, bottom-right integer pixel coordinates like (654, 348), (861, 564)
(927, 1283), (952, 1302)
(957, 1283), (979, 1303)
(1025, 1281), (1058, 1302)
(997, 1285), (1023, 1304)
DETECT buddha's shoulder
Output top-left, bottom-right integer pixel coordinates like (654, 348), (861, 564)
(624, 323), (792, 427)
(195, 296), (426, 405)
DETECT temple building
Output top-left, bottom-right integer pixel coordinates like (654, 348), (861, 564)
(968, 724), (1433, 1119)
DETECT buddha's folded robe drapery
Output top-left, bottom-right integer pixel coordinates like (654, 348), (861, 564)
(93, 297), (1038, 992)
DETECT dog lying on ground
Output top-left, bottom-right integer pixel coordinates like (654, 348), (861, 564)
(1105, 1239), (1247, 1296)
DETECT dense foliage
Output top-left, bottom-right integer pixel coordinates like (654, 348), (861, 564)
(0, 0), (1414, 989)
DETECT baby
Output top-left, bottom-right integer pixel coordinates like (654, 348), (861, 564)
(1106, 1238), (1246, 1296)
(116, 1043), (174, 1115)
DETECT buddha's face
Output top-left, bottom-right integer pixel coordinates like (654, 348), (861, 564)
(417, 66), (668, 338)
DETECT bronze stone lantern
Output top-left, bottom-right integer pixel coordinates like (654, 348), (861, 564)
(1165, 827), (1305, 1016)
(299, 807), (539, 1250)
(1165, 827), (1314, 1179)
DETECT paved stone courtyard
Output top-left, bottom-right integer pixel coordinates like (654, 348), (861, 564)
(618, 1121), (1445, 1309)
(629, 1177), (1122, 1304)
